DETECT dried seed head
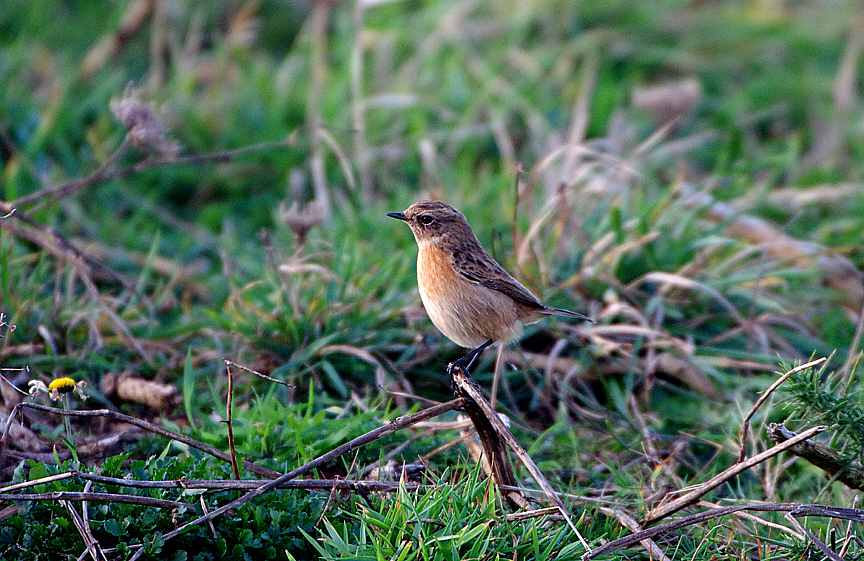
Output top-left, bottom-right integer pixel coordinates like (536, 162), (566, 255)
(279, 201), (324, 245)
(631, 78), (702, 125)
(110, 86), (180, 157)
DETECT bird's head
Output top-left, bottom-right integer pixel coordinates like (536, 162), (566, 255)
(388, 200), (472, 248)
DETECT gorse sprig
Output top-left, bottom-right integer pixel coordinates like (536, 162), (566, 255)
(781, 357), (864, 462)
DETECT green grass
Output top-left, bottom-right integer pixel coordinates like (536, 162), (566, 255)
(299, 463), (587, 561)
(2, 0), (864, 559)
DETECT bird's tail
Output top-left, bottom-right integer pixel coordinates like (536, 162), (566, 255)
(543, 306), (593, 322)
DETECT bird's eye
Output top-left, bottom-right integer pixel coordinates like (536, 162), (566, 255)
(418, 215), (434, 226)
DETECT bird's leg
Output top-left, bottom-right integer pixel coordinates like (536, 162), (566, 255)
(448, 339), (494, 376)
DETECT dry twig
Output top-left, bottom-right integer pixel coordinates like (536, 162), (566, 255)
(597, 506), (670, 561)
(450, 364), (590, 551)
(2, 139), (289, 213)
(0, 402), (282, 479)
(644, 425), (826, 524)
(767, 423), (864, 490)
(738, 357), (827, 463)
(696, 500), (804, 540)
(585, 502), (864, 559)
(222, 359), (294, 389)
(0, 472), (433, 495)
(3, 492), (189, 510)
(125, 398), (465, 559)
(784, 511), (843, 561)
(224, 360), (241, 480)
(61, 494), (107, 561)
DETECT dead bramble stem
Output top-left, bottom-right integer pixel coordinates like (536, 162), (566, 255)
(224, 360), (241, 481)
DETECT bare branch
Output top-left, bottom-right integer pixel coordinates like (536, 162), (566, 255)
(0, 402), (283, 479)
(738, 357), (827, 463)
(4, 491), (190, 510)
(123, 398), (465, 559)
(585, 502), (864, 559)
(767, 423), (864, 490)
(644, 425), (826, 524)
(450, 364), (590, 551)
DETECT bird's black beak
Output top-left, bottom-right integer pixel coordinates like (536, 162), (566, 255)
(387, 212), (408, 221)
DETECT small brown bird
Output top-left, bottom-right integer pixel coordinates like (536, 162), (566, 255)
(389, 200), (591, 371)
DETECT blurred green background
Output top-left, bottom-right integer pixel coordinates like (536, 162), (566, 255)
(2, 0), (864, 558)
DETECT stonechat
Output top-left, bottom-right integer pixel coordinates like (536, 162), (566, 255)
(389, 200), (591, 371)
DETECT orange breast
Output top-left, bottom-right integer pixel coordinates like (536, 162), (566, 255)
(417, 246), (527, 348)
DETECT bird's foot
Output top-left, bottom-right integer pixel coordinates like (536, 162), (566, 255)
(447, 339), (493, 394)
(459, 340), (493, 372)
(447, 359), (465, 394)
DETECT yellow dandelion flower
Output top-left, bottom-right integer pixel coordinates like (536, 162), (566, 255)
(29, 378), (88, 401)
(48, 377), (77, 394)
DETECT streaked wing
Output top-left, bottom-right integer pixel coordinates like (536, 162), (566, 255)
(453, 250), (543, 309)
(478, 278), (544, 309)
